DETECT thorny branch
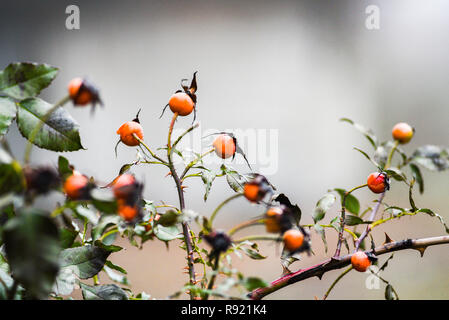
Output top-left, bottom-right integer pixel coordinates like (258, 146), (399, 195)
(248, 235), (449, 300)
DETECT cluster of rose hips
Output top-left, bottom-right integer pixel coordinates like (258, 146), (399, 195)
(65, 74), (416, 274)
(244, 175), (311, 255)
(351, 122), (414, 272)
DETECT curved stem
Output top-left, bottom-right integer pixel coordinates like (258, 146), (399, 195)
(385, 140), (399, 169)
(228, 218), (265, 236)
(99, 228), (119, 242)
(24, 95), (70, 164)
(172, 122), (199, 151)
(322, 266), (353, 300)
(209, 193), (243, 226)
(334, 184), (368, 257)
(354, 191), (385, 251)
(234, 234), (280, 243)
(133, 134), (167, 164)
(249, 235), (449, 300)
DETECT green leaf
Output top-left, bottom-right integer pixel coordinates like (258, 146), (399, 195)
(385, 284), (399, 300)
(240, 247), (267, 260)
(334, 188), (360, 215)
(17, 97), (83, 152)
(373, 145), (388, 168)
(280, 249), (301, 273)
(79, 282), (128, 300)
(201, 169), (216, 201)
(0, 62), (58, 100)
(344, 215), (366, 226)
(353, 147), (379, 168)
(385, 167), (407, 182)
(408, 180), (418, 212)
(90, 188), (118, 214)
(91, 215), (120, 242)
(105, 260), (127, 274)
(3, 208), (60, 299)
(59, 244), (117, 279)
(58, 156), (73, 178)
(74, 204), (99, 225)
(411, 145), (449, 171)
(153, 224), (182, 242)
(409, 163), (424, 194)
(221, 165), (247, 193)
(312, 193), (336, 223)
(241, 277), (268, 291)
(103, 265), (129, 285)
(314, 224), (327, 253)
(0, 154), (25, 196)
(0, 97), (16, 137)
(417, 208), (449, 234)
(59, 227), (78, 249)
(156, 210), (180, 227)
(340, 118), (378, 149)
(53, 267), (76, 296)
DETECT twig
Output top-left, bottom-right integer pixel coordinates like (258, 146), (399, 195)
(166, 112), (196, 299)
(354, 192), (385, 251)
(334, 184), (367, 257)
(227, 218), (265, 236)
(322, 266), (353, 300)
(209, 193), (243, 226)
(248, 235), (449, 300)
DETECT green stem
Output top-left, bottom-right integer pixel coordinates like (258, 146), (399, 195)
(133, 134), (167, 164)
(24, 95), (70, 164)
(234, 235), (280, 243)
(228, 218), (265, 236)
(209, 193), (243, 226)
(171, 122), (199, 151)
(99, 228), (119, 242)
(322, 266), (353, 300)
(385, 140), (399, 169)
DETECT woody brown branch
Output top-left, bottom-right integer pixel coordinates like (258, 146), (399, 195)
(248, 235), (449, 300)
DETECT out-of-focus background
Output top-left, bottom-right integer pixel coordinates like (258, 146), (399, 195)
(1, 0), (448, 299)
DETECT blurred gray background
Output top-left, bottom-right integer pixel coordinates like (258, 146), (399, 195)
(1, 0), (448, 299)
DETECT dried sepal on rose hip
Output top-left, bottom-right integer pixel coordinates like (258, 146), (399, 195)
(203, 230), (232, 258)
(63, 171), (95, 200)
(282, 226), (311, 255)
(160, 72), (198, 121)
(115, 109), (144, 154)
(23, 165), (60, 196)
(243, 174), (273, 203)
(392, 122), (414, 144)
(367, 171), (390, 194)
(351, 251), (377, 272)
(68, 77), (103, 110)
